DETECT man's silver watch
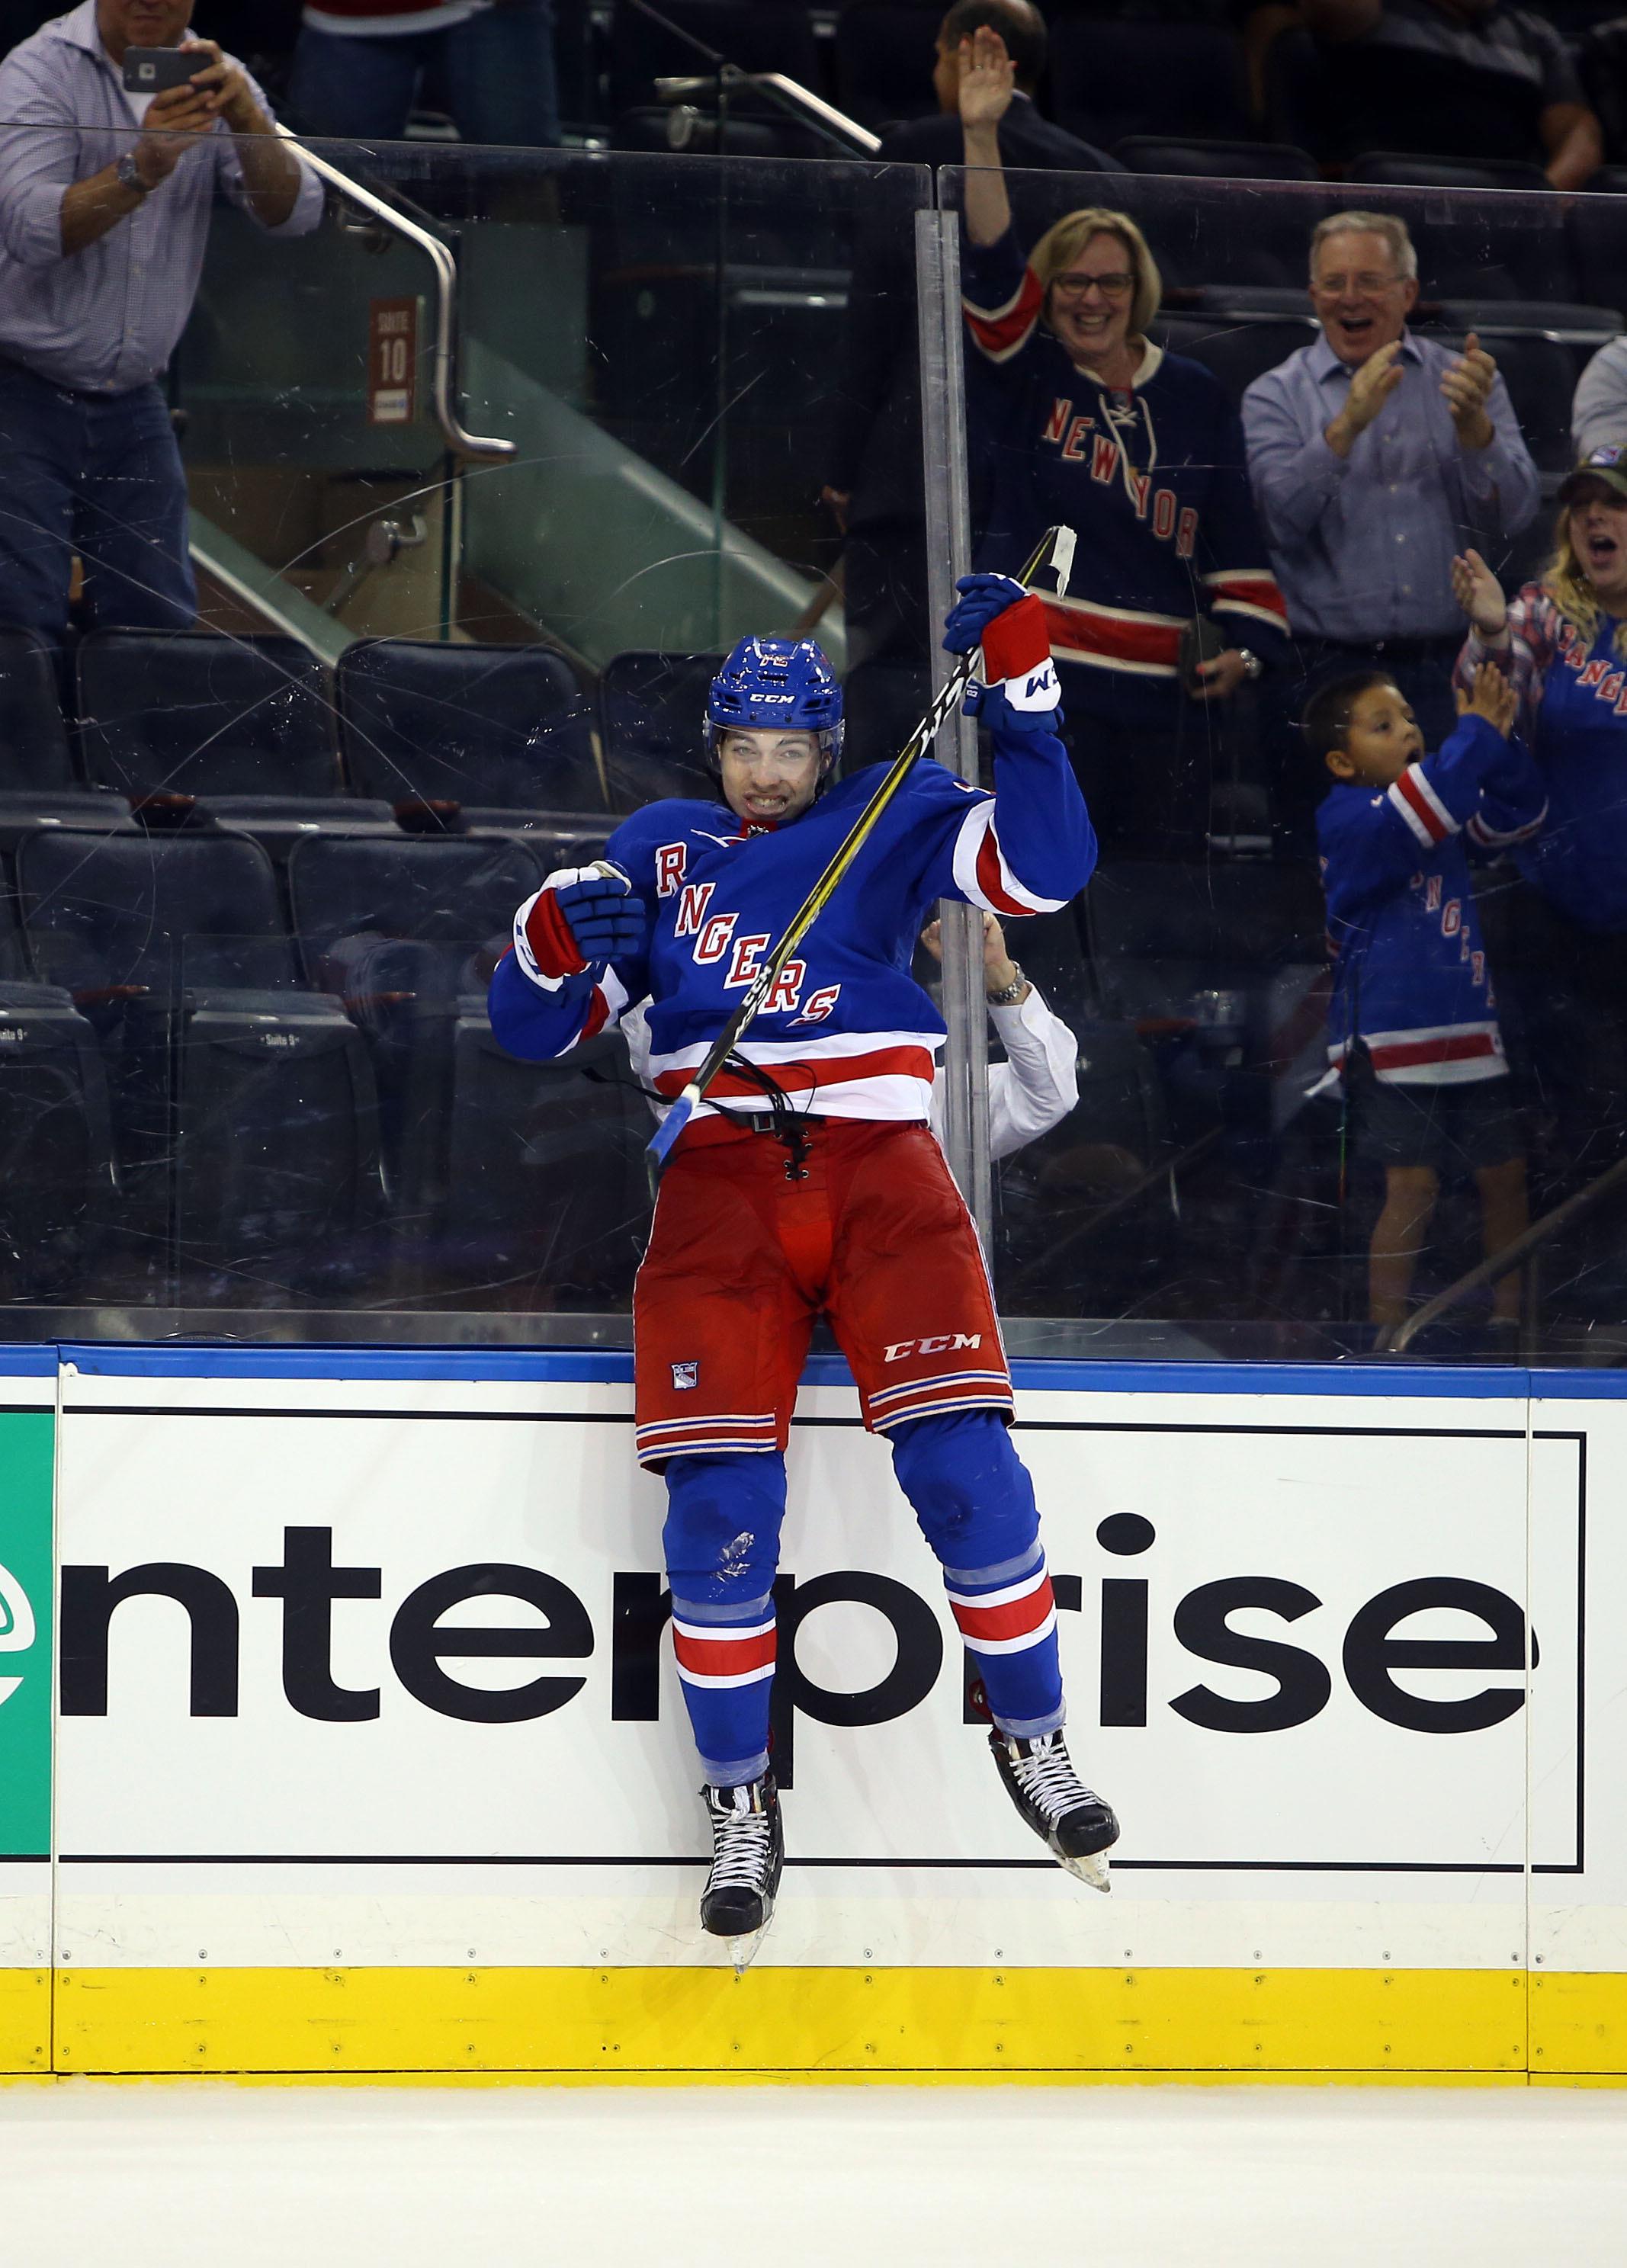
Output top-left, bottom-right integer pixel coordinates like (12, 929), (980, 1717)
(1237, 649), (1263, 682)
(986, 964), (1027, 1007)
(114, 151), (149, 196)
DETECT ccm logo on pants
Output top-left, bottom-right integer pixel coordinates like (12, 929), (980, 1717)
(884, 1333), (983, 1362)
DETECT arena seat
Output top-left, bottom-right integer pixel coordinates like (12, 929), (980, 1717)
(444, 1018), (653, 1307)
(597, 650), (724, 807)
(1154, 315), (1314, 409)
(1115, 136), (1319, 182)
(14, 825), (380, 1292)
(335, 639), (602, 816)
(0, 626), (80, 792)
(75, 630), (345, 800)
(1349, 152), (1554, 194)
(1049, 18), (1250, 150)
(287, 832), (548, 1255)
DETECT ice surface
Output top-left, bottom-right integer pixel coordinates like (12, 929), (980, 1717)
(0, 2080), (1623, 2268)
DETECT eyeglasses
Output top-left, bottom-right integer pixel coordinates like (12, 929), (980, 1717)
(1051, 269), (1134, 301)
(1311, 271), (1405, 297)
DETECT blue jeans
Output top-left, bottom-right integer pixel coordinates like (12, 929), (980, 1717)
(288, 2), (560, 146)
(0, 362), (195, 644)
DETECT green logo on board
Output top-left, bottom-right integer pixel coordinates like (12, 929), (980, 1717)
(0, 1413), (54, 1859)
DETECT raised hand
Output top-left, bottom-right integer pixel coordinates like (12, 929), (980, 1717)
(1451, 547), (1508, 637)
(1326, 339), (1404, 457)
(958, 24), (1016, 133)
(1455, 662), (1517, 740)
(1440, 332), (1497, 451)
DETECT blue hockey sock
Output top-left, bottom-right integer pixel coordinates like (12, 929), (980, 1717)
(890, 1410), (1065, 1738)
(663, 1452), (786, 1785)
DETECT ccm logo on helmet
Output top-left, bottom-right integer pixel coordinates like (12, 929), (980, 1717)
(883, 1333), (983, 1362)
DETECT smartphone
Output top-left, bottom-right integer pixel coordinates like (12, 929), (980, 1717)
(121, 47), (200, 95)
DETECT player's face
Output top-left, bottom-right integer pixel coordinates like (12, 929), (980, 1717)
(1568, 483), (1627, 602)
(1046, 231), (1137, 370)
(717, 730), (824, 825)
(1330, 680), (1424, 787)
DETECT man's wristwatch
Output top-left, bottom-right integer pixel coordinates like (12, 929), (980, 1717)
(1237, 649), (1263, 682)
(114, 152), (149, 196)
(986, 965), (1027, 1007)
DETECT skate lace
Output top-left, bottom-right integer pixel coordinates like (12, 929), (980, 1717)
(1010, 1737), (1101, 1827)
(708, 1795), (772, 1890)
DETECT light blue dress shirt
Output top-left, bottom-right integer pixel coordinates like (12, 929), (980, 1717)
(0, 1), (322, 395)
(1242, 327), (1540, 642)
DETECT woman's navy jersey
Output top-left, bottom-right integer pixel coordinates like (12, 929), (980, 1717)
(961, 226), (1288, 721)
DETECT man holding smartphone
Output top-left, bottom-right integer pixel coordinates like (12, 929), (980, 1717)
(0, 2), (321, 643)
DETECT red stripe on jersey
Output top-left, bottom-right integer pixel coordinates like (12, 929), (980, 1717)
(980, 592), (1051, 685)
(672, 1624), (777, 1679)
(1394, 768), (1449, 842)
(974, 826), (1032, 919)
(1207, 572), (1288, 625)
(1041, 599), (1183, 670)
(582, 985), (611, 1041)
(651, 1044), (937, 1101)
(1368, 1032), (1499, 1071)
(963, 269), (1045, 360)
(951, 1574), (1057, 1647)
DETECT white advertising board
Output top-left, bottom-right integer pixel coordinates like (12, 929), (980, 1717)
(46, 1352), (1600, 1978)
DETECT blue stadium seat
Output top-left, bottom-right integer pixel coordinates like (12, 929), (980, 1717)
(597, 650), (723, 807)
(75, 629), (345, 800)
(335, 639), (602, 816)
(287, 832), (549, 1262)
(14, 825), (380, 1293)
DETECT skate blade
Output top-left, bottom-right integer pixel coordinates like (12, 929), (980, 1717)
(724, 1923), (770, 1975)
(1060, 1849), (1112, 1894)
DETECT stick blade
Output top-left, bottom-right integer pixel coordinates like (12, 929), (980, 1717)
(647, 1090), (696, 1167)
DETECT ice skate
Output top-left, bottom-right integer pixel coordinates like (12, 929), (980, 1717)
(699, 1773), (784, 1971)
(990, 1728), (1118, 1893)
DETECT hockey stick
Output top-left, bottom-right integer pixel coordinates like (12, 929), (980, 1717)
(647, 523), (1077, 1166)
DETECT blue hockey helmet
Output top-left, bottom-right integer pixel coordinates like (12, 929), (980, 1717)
(705, 637), (843, 770)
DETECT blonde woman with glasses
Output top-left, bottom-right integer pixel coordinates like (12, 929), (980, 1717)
(956, 24), (1287, 852)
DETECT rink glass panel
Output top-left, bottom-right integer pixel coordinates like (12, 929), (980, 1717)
(945, 164), (1627, 1366)
(2, 136), (1625, 1361)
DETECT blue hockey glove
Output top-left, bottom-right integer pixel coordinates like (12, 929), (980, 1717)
(962, 678), (1067, 738)
(942, 572), (1030, 655)
(521, 865), (647, 982)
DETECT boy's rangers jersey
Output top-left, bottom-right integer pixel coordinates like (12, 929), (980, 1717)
(488, 713), (1093, 1125)
(1317, 713), (1546, 1087)
(960, 226), (1288, 717)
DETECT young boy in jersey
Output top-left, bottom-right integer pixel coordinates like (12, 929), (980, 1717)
(1308, 665), (1547, 1343)
(489, 575), (1119, 1949)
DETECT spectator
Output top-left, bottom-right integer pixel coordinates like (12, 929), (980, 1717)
(918, 912), (1078, 1158)
(822, 1), (1120, 766)
(1308, 662), (1542, 1343)
(287, 0), (559, 148)
(0, 1), (320, 643)
(1571, 335), (1627, 464)
(958, 28), (1287, 853)
(1299, 0), (1603, 188)
(1452, 450), (1627, 1179)
(1243, 209), (1539, 842)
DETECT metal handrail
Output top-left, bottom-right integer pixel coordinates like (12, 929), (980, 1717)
(656, 66), (881, 156)
(275, 125), (515, 463)
(1391, 1145), (1627, 1353)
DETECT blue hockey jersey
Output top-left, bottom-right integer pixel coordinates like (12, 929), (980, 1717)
(961, 226), (1289, 721)
(488, 718), (1093, 1127)
(1317, 713), (1547, 1088)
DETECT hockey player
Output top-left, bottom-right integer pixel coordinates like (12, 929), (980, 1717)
(1309, 663), (1546, 1341)
(489, 576), (1119, 1948)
